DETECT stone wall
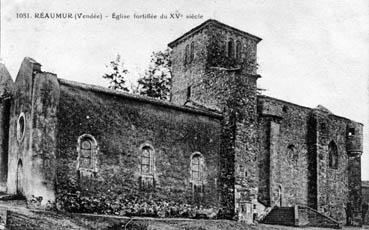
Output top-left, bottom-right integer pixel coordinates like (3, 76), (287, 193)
(170, 21), (261, 218)
(346, 122), (363, 226)
(0, 63), (13, 192)
(257, 96), (311, 207)
(170, 19), (259, 111)
(55, 79), (223, 216)
(313, 110), (362, 224)
(256, 117), (270, 206)
(170, 28), (208, 106)
(256, 95), (362, 225)
(6, 57), (58, 205)
(362, 183), (369, 224)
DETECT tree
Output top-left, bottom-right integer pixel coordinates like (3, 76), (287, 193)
(137, 49), (172, 100)
(102, 54), (129, 92)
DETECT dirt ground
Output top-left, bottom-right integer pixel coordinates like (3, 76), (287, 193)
(1, 200), (368, 230)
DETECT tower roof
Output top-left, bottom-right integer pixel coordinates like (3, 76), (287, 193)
(168, 19), (262, 48)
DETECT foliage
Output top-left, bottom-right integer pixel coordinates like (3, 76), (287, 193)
(56, 185), (220, 219)
(55, 167), (220, 219)
(137, 49), (172, 100)
(102, 54), (129, 92)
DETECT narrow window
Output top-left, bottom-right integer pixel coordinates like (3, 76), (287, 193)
(236, 40), (242, 60)
(287, 144), (298, 162)
(186, 86), (191, 101)
(77, 134), (98, 172)
(191, 152), (205, 206)
(328, 141), (338, 169)
(348, 128), (355, 136)
(190, 41), (195, 62)
(140, 144), (155, 191)
(192, 155), (201, 181)
(227, 38), (234, 58)
(141, 146), (152, 175)
(282, 105), (288, 113)
(276, 185), (283, 206)
(239, 165), (245, 177)
(81, 139), (92, 167)
(241, 204), (246, 213)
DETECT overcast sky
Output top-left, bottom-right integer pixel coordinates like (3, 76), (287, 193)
(1, 0), (369, 178)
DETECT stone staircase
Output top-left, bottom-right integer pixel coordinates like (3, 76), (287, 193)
(260, 206), (342, 229)
(296, 206), (341, 229)
(261, 207), (295, 226)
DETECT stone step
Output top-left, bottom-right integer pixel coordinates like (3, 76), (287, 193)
(261, 207), (295, 226)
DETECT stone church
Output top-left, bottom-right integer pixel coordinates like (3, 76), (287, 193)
(0, 19), (363, 226)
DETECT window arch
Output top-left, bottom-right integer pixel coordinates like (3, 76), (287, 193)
(190, 152), (205, 206)
(191, 152), (205, 184)
(77, 134), (98, 172)
(328, 141), (338, 169)
(140, 145), (154, 175)
(139, 143), (155, 191)
(227, 38), (234, 58)
(276, 185), (283, 207)
(190, 41), (195, 62)
(236, 40), (242, 60)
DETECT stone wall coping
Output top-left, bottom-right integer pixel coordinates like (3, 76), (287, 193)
(58, 78), (223, 119)
(168, 19), (262, 48)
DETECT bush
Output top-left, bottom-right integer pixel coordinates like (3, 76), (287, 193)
(56, 191), (219, 219)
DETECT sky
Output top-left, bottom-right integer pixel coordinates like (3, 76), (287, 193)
(1, 0), (369, 178)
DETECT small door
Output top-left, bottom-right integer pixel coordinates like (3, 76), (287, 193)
(275, 185), (283, 207)
(238, 202), (253, 223)
(16, 159), (24, 195)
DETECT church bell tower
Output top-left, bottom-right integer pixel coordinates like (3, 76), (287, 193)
(168, 19), (263, 219)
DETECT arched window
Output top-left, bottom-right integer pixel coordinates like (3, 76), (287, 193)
(236, 40), (242, 60)
(227, 38), (234, 58)
(139, 144), (155, 191)
(190, 152), (205, 206)
(276, 185), (283, 207)
(328, 141), (338, 169)
(190, 41), (195, 62)
(287, 144), (298, 162)
(77, 134), (98, 172)
(191, 153), (204, 184)
(141, 145), (154, 175)
(184, 44), (189, 65)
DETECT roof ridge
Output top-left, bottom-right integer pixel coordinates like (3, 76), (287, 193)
(58, 78), (223, 119)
